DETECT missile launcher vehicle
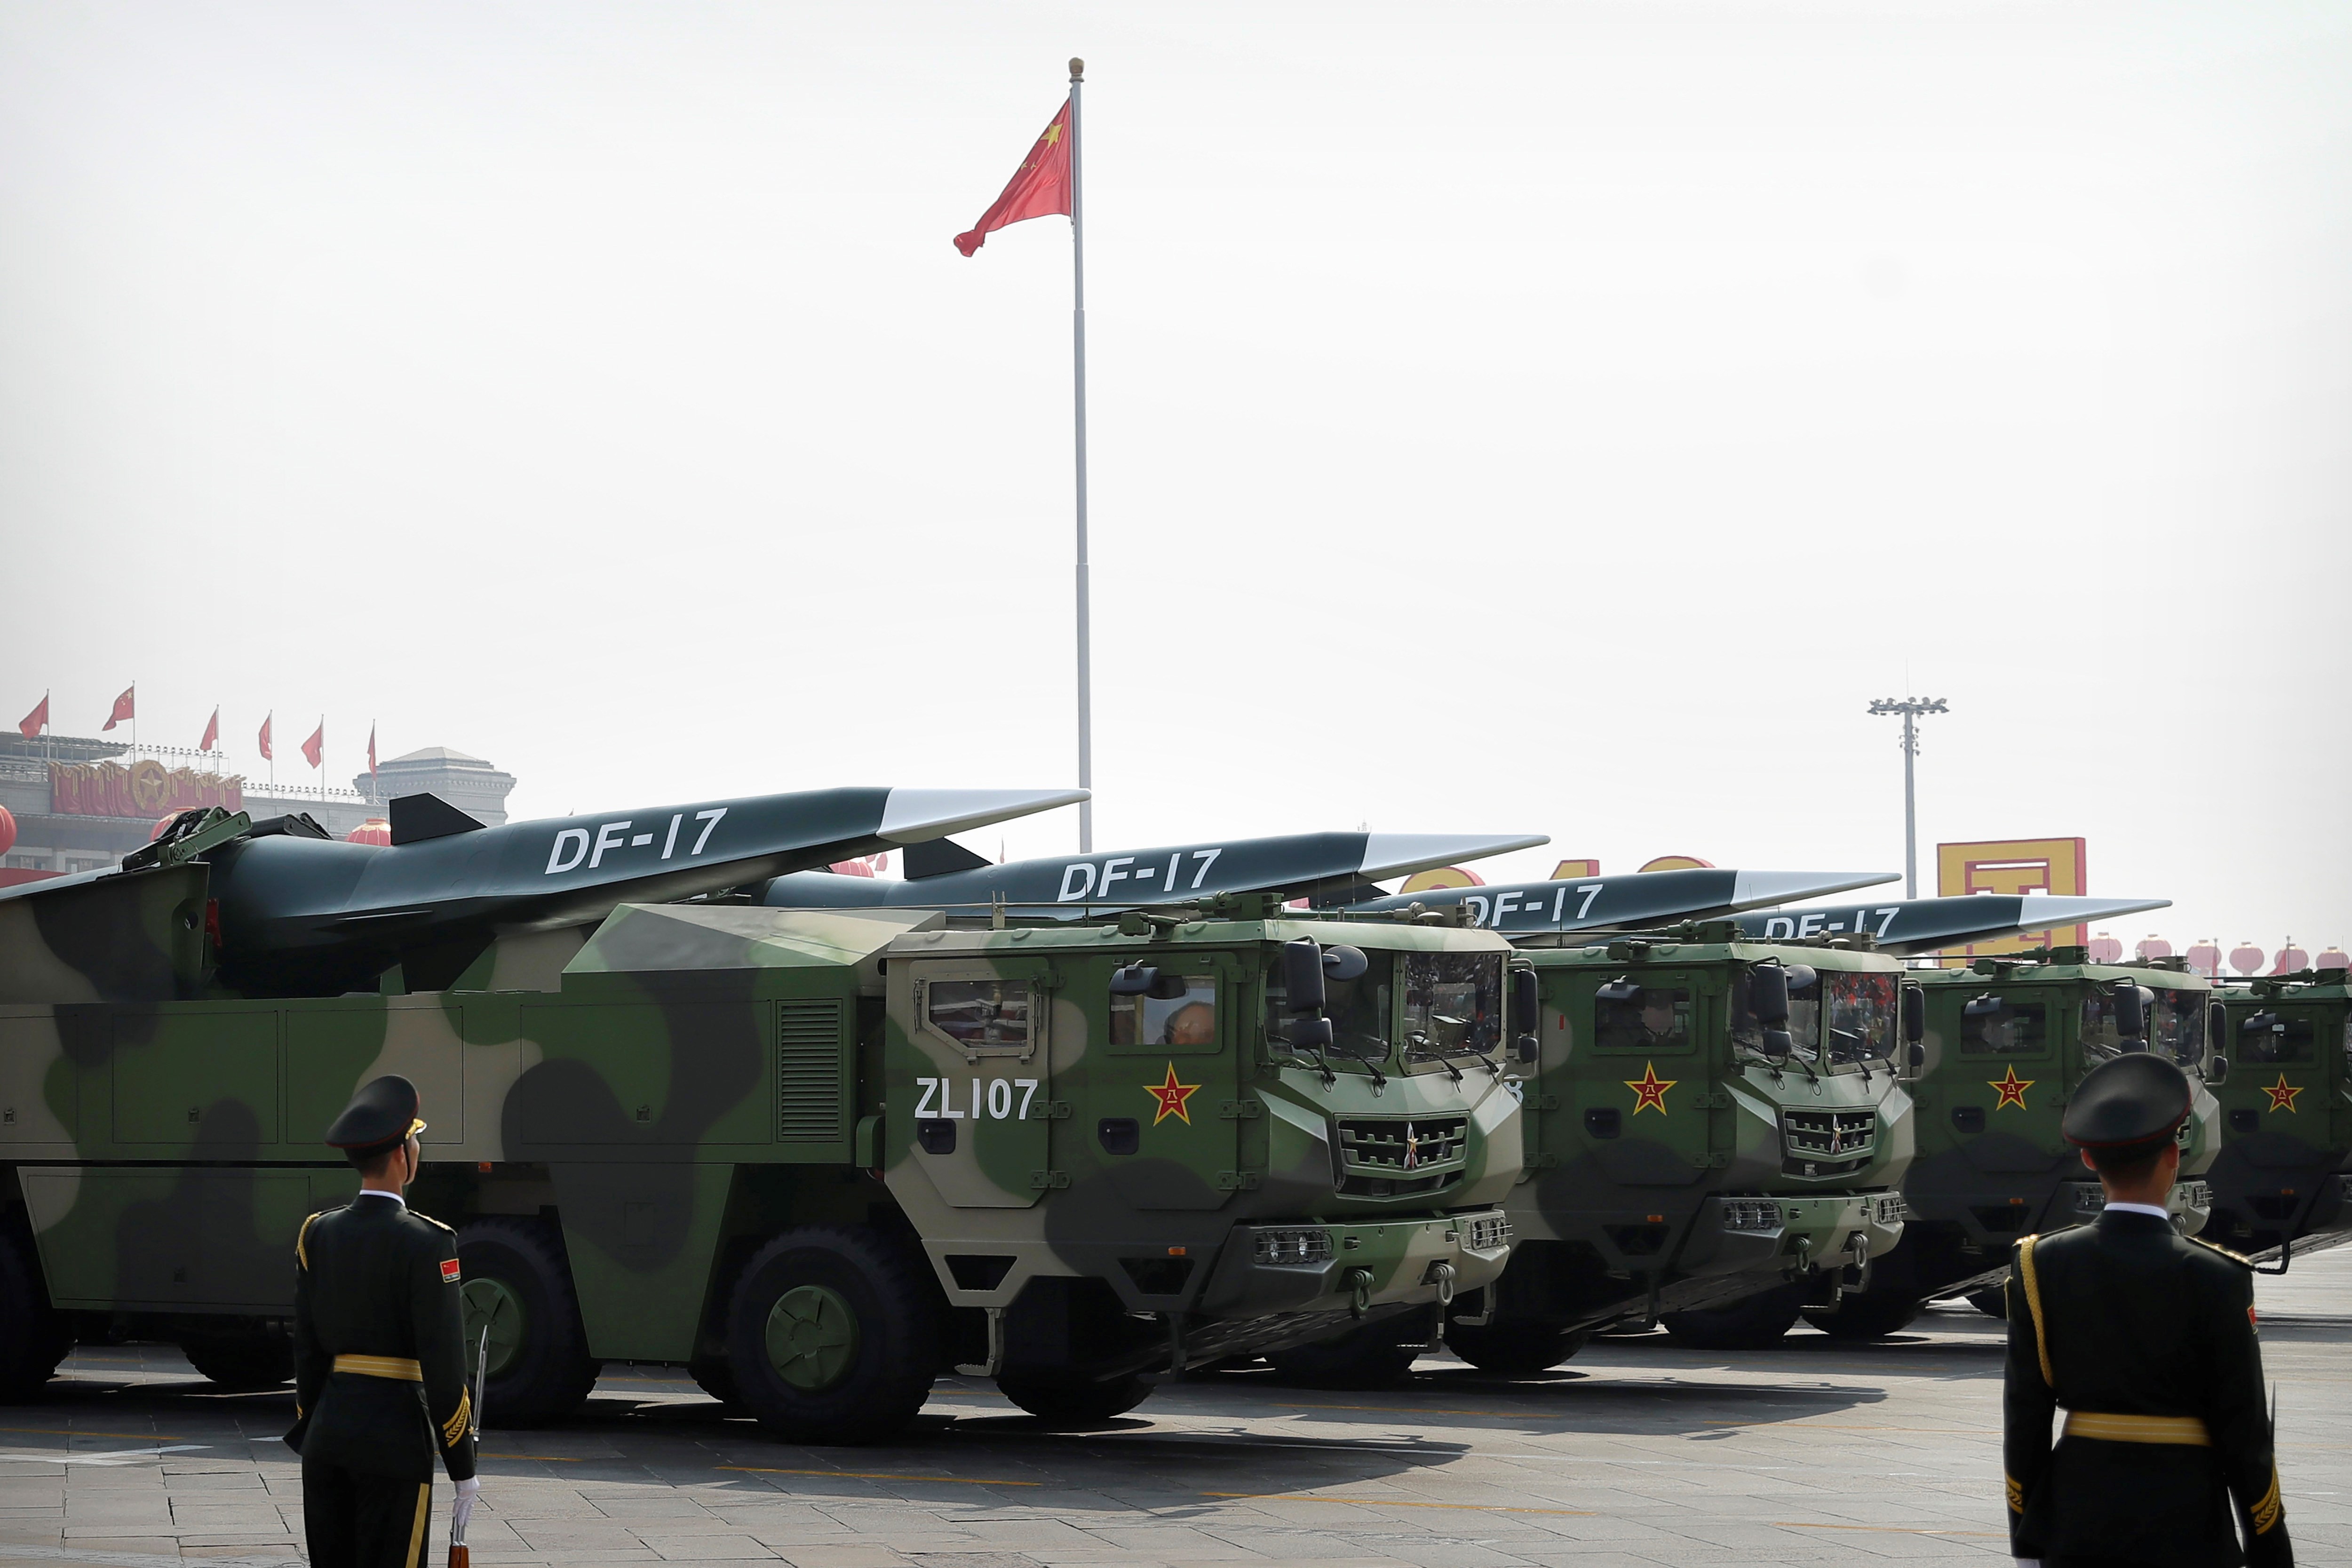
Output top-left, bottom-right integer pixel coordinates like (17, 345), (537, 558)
(1796, 948), (2223, 1338)
(1265, 923), (1915, 1381)
(2202, 971), (2352, 1267)
(0, 794), (1521, 1441)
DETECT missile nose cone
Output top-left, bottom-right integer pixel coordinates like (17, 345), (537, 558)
(1730, 870), (1900, 908)
(1357, 832), (1549, 879)
(878, 787), (1089, 844)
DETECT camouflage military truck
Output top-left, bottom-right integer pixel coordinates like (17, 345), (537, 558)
(0, 818), (1520, 1440)
(1269, 926), (1915, 1379)
(2203, 971), (2352, 1266)
(1809, 949), (2224, 1336)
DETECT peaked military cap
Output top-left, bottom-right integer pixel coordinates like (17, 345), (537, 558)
(2062, 1053), (2193, 1151)
(325, 1074), (428, 1151)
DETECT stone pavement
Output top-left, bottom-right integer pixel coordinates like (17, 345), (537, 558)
(2, 1248), (2344, 1568)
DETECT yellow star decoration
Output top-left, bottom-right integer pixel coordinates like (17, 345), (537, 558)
(1146, 1063), (1202, 1126)
(2261, 1074), (2304, 1114)
(1625, 1062), (1676, 1115)
(1988, 1066), (2034, 1110)
(1042, 123), (1063, 146)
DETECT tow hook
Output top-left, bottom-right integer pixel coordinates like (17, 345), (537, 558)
(1837, 1230), (1872, 1297)
(1343, 1266), (1375, 1318)
(1423, 1260), (1457, 1307)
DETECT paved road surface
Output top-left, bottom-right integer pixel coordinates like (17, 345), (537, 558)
(3, 1248), (2344, 1567)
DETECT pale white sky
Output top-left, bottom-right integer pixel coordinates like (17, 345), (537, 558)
(2, 2), (2346, 954)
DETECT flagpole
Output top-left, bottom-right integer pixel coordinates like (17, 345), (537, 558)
(1068, 56), (1092, 855)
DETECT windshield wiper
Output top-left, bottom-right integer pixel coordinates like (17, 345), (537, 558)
(1406, 1033), (1463, 1082)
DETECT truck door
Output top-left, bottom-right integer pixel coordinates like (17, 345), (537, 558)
(895, 959), (1054, 1208)
(1580, 970), (1708, 1186)
(1082, 951), (1243, 1210)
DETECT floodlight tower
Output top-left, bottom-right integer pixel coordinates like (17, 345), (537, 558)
(1868, 696), (1948, 898)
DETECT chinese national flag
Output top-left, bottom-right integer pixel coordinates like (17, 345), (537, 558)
(258, 713), (273, 762)
(954, 100), (1072, 257)
(102, 684), (135, 732)
(302, 720), (324, 770)
(199, 708), (219, 751)
(17, 693), (48, 740)
(367, 724), (377, 772)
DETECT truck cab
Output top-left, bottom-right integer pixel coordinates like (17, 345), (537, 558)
(2204, 972), (2352, 1265)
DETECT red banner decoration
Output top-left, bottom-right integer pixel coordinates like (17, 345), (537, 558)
(48, 760), (243, 819)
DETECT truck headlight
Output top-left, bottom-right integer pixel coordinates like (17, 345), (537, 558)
(1254, 1227), (1334, 1266)
(1723, 1199), (1780, 1233)
(1463, 1213), (1513, 1251)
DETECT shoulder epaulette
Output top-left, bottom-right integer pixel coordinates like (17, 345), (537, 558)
(2188, 1236), (2254, 1267)
(295, 1210), (325, 1270)
(410, 1210), (455, 1234)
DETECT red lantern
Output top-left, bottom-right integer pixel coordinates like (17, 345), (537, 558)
(2272, 941), (2309, 975)
(0, 803), (15, 858)
(2087, 932), (2124, 963)
(2135, 935), (2174, 962)
(2185, 940), (2221, 979)
(2229, 942), (2266, 977)
(2316, 947), (2349, 973)
(345, 819), (392, 846)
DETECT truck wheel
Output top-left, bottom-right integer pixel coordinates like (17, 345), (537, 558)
(1799, 1293), (1921, 1340)
(724, 1224), (944, 1446)
(1445, 1321), (1589, 1374)
(1660, 1284), (1805, 1351)
(1966, 1287), (2008, 1319)
(456, 1218), (601, 1425)
(690, 1359), (740, 1407)
(180, 1327), (293, 1388)
(0, 1226), (72, 1400)
(1265, 1305), (1437, 1389)
(995, 1370), (1152, 1425)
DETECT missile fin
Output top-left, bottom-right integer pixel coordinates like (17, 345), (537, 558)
(389, 793), (486, 845)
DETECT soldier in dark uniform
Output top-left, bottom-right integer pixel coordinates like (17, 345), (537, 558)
(286, 1076), (481, 1568)
(2002, 1053), (2290, 1568)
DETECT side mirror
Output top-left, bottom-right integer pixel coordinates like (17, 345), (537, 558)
(1290, 1016), (1335, 1050)
(2207, 1002), (2227, 1049)
(1320, 944), (1368, 982)
(2207, 1053), (2229, 1085)
(1782, 964), (1818, 992)
(1907, 1042), (1925, 1070)
(1109, 963), (1159, 996)
(2240, 1011), (2277, 1036)
(1762, 1028), (1794, 1059)
(1964, 994), (2003, 1019)
(1597, 977), (1643, 1005)
(1146, 971), (1194, 1001)
(1281, 938), (1327, 1017)
(1748, 965), (1790, 1027)
(2114, 981), (2147, 1040)
(1900, 987), (1925, 1045)
(1511, 967), (1540, 1062)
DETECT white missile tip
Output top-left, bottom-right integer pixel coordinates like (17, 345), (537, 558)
(880, 788), (1090, 844)
(1730, 869), (1901, 908)
(1357, 832), (1549, 879)
(2012, 895), (2172, 922)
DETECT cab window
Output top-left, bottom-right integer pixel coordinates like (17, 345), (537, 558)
(1112, 978), (1219, 1050)
(2150, 991), (2206, 1066)
(1960, 997), (2046, 1055)
(2237, 1011), (2316, 1064)
(1597, 985), (1691, 1053)
(923, 979), (1032, 1053)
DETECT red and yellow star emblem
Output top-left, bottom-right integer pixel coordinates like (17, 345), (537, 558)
(1625, 1061), (1676, 1115)
(1146, 1063), (1202, 1125)
(1988, 1066), (2034, 1110)
(2261, 1074), (2304, 1114)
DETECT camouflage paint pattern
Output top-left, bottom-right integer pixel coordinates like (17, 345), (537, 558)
(1470, 933), (1913, 1332)
(2203, 975), (2352, 1262)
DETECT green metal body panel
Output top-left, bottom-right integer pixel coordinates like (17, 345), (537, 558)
(0, 894), (1520, 1383)
(1881, 955), (2224, 1304)
(2204, 976), (2352, 1263)
(1469, 935), (1913, 1333)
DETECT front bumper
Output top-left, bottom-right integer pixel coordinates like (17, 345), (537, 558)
(1197, 1209), (1513, 1320)
(1676, 1190), (1908, 1280)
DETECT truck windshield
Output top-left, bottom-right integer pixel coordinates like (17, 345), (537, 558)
(1824, 972), (1897, 1065)
(1401, 951), (1504, 1062)
(1264, 947), (1397, 1064)
(2081, 988), (2205, 1066)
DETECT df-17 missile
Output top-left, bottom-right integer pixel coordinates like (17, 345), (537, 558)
(1732, 893), (2170, 957)
(1343, 867), (1898, 934)
(0, 784), (1085, 997)
(758, 830), (1548, 916)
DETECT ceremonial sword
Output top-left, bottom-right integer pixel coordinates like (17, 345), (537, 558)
(450, 1324), (488, 1568)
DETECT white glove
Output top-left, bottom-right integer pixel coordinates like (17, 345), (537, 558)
(451, 1475), (480, 1538)
(2015, 1560), (2040, 1568)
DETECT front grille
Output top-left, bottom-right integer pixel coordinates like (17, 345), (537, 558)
(1254, 1227), (1334, 1267)
(1335, 1115), (1469, 1177)
(1462, 1212), (1513, 1251)
(1723, 1198), (1780, 1233)
(1781, 1108), (1876, 1176)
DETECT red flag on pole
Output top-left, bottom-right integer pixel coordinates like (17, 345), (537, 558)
(18, 694), (48, 740)
(302, 720), (324, 770)
(954, 100), (1072, 256)
(367, 724), (377, 772)
(102, 684), (135, 732)
(199, 708), (220, 752)
(258, 713), (274, 762)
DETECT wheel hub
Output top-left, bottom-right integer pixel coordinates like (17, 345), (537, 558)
(764, 1284), (859, 1391)
(460, 1277), (527, 1379)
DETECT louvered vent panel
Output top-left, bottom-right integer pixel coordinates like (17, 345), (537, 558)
(776, 1000), (846, 1144)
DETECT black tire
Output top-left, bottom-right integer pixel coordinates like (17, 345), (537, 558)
(1265, 1305), (1437, 1389)
(724, 1224), (945, 1446)
(1800, 1292), (1922, 1340)
(1660, 1283), (1806, 1351)
(1444, 1321), (1590, 1375)
(690, 1359), (740, 1407)
(995, 1370), (1152, 1425)
(180, 1327), (294, 1389)
(0, 1224), (72, 1400)
(1967, 1286), (2008, 1320)
(455, 1217), (601, 1426)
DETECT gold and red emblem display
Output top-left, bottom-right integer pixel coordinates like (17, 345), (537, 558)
(1145, 1063), (1203, 1125)
(2261, 1074), (2304, 1114)
(1988, 1066), (2035, 1110)
(1624, 1062), (1677, 1115)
